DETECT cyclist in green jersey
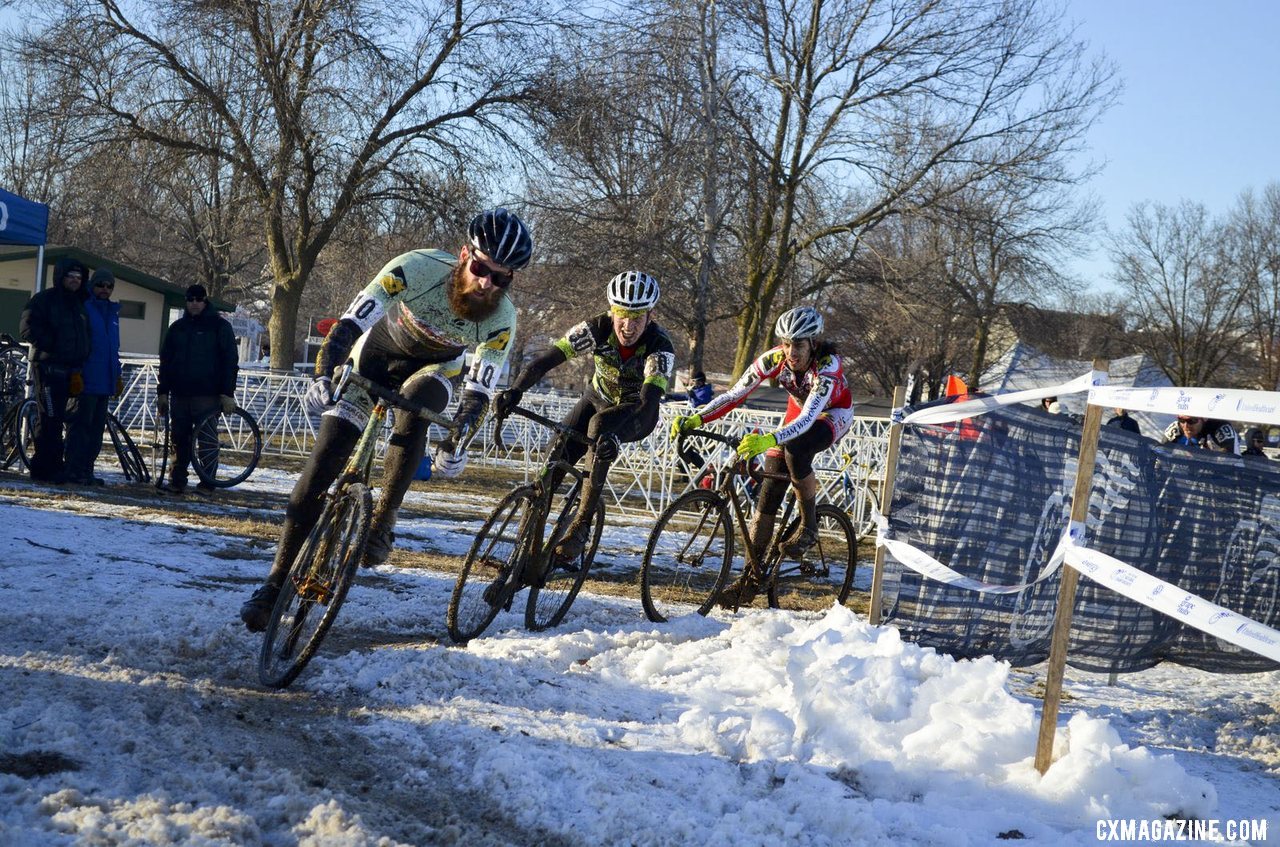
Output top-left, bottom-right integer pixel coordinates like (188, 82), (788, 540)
(493, 271), (676, 565)
(240, 208), (532, 632)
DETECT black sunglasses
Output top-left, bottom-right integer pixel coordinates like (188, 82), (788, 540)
(467, 257), (514, 289)
(94, 281), (114, 289)
(186, 295), (206, 302)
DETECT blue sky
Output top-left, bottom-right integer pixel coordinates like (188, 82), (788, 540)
(1066, 0), (1280, 288)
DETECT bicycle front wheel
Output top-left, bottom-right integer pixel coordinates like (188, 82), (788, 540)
(192, 406), (262, 488)
(106, 413), (150, 482)
(258, 482), (372, 689)
(640, 490), (734, 623)
(447, 486), (536, 644)
(766, 504), (856, 611)
(525, 485), (603, 632)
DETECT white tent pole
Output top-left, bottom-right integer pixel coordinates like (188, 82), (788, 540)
(33, 244), (45, 294)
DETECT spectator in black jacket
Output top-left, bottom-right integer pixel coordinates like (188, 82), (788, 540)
(1242, 427), (1270, 459)
(1107, 407), (1141, 435)
(19, 257), (91, 482)
(157, 284), (239, 493)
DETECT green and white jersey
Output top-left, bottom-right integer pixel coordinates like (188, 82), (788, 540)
(553, 312), (675, 405)
(339, 249), (516, 396)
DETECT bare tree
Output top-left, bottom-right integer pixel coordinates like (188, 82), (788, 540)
(1109, 200), (1250, 386)
(1224, 183), (1280, 390)
(719, 0), (1116, 376)
(27, 0), (556, 368)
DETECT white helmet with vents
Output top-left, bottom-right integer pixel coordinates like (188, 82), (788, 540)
(774, 306), (824, 340)
(607, 270), (660, 310)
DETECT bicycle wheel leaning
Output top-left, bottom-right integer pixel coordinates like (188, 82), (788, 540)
(766, 504), (856, 611)
(525, 485), (604, 632)
(258, 482), (373, 689)
(192, 405), (262, 488)
(640, 489), (734, 623)
(447, 486), (536, 644)
(105, 413), (150, 482)
(1, 398), (38, 473)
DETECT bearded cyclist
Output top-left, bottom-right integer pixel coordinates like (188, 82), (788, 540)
(492, 271), (676, 569)
(671, 306), (852, 606)
(239, 208), (532, 632)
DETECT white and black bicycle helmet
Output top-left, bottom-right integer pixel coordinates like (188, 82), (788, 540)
(606, 270), (660, 310)
(468, 207), (533, 271)
(774, 306), (824, 340)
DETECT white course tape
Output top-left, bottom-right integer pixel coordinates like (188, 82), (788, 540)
(1091, 384), (1280, 429)
(896, 371), (1105, 427)
(873, 510), (1067, 594)
(1060, 534), (1280, 664)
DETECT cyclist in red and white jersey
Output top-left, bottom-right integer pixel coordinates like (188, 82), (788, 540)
(671, 306), (853, 604)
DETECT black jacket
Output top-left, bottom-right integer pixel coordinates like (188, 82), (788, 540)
(158, 309), (239, 397)
(19, 258), (91, 368)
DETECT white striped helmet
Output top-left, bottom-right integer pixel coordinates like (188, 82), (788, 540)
(468, 207), (533, 270)
(774, 306), (823, 340)
(606, 270), (660, 310)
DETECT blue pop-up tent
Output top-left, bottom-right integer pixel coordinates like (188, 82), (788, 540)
(0, 187), (50, 296)
(0, 187), (50, 247)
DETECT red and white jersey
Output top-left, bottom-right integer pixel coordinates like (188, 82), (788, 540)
(697, 347), (853, 444)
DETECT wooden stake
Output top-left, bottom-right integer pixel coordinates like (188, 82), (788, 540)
(868, 385), (907, 626)
(1034, 359), (1109, 775)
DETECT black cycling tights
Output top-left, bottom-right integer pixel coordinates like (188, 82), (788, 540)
(266, 375), (449, 585)
(754, 422), (835, 517)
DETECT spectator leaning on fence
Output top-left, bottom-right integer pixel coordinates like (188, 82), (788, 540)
(1107, 407), (1141, 435)
(1162, 415), (1239, 453)
(156, 284), (239, 494)
(65, 269), (122, 486)
(19, 257), (91, 484)
(1242, 427), (1270, 459)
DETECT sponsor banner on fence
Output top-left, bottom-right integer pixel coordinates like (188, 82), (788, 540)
(1092, 384), (1280, 428)
(1061, 535), (1280, 664)
(896, 371), (1103, 427)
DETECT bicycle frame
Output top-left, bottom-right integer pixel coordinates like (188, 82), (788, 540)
(677, 429), (794, 579)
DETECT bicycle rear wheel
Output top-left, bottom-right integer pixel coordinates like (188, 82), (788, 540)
(766, 504), (856, 611)
(447, 486), (536, 644)
(525, 483), (603, 632)
(258, 482), (372, 689)
(640, 489), (734, 623)
(1, 398), (37, 472)
(192, 406), (262, 488)
(106, 413), (150, 482)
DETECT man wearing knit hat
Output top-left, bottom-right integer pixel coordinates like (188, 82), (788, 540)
(156, 284), (239, 493)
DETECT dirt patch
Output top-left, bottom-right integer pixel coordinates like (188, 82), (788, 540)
(0, 750), (82, 778)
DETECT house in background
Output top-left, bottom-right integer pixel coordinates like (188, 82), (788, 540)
(0, 245), (235, 355)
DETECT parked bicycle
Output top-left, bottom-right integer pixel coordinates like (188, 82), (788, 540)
(446, 404), (604, 644)
(257, 369), (464, 688)
(0, 335), (35, 473)
(640, 428), (858, 621)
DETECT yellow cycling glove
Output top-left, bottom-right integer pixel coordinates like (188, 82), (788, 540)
(670, 413), (702, 441)
(736, 431), (777, 459)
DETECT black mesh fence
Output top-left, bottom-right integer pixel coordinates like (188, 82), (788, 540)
(880, 403), (1280, 673)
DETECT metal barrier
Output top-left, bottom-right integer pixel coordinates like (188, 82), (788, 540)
(114, 357), (889, 520)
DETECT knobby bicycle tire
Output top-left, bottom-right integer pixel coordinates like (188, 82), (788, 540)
(640, 489), (735, 623)
(447, 486), (537, 644)
(258, 482), (372, 688)
(525, 485), (604, 632)
(766, 504), (856, 611)
(105, 414), (150, 482)
(192, 406), (262, 488)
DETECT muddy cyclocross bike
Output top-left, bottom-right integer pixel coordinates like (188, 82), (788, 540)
(258, 368), (464, 688)
(446, 404), (604, 644)
(640, 427), (858, 622)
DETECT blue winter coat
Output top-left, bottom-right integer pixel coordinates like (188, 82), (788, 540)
(82, 297), (122, 396)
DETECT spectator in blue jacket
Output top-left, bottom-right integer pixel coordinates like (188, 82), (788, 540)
(65, 269), (122, 485)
